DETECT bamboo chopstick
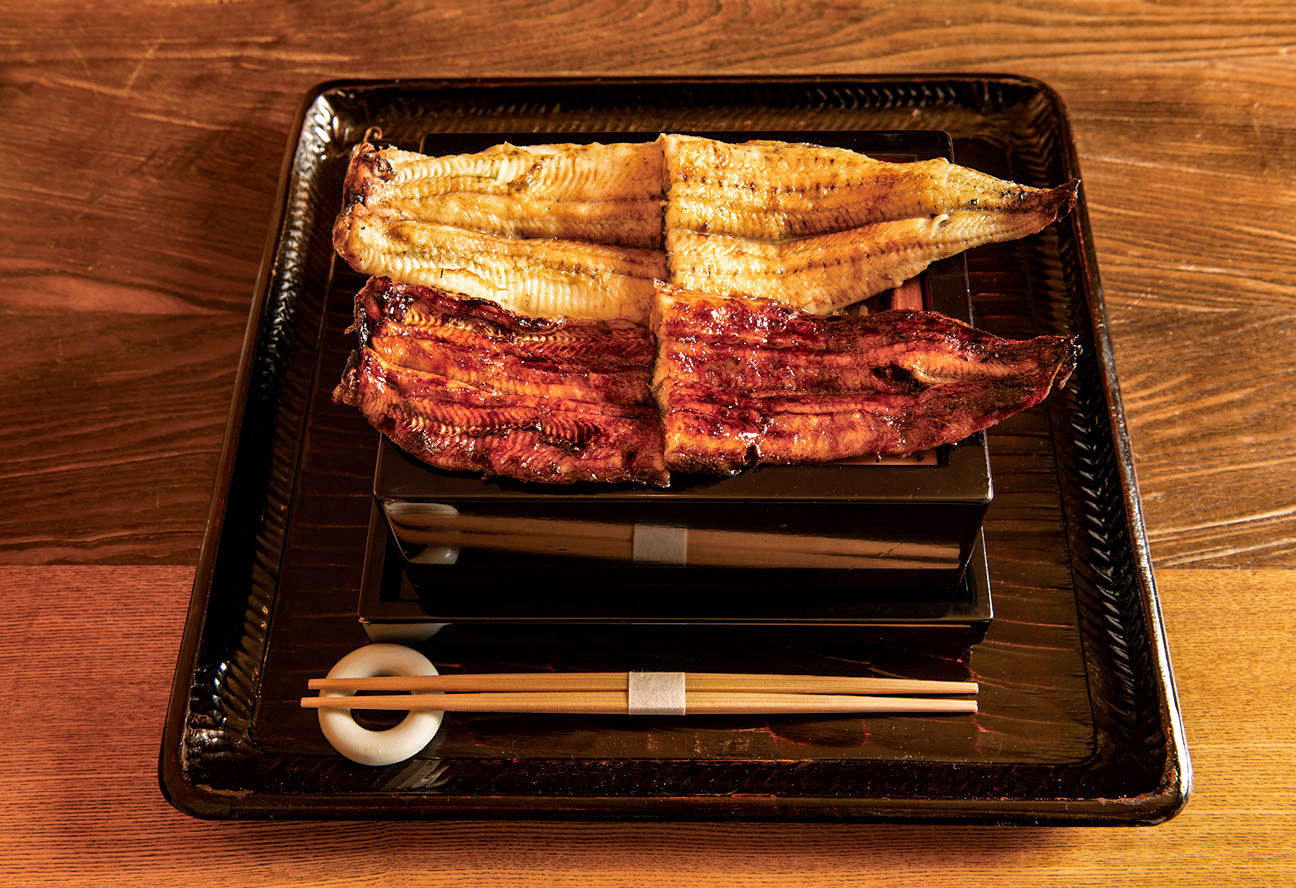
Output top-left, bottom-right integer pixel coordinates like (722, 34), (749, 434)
(308, 672), (978, 696)
(302, 691), (977, 715)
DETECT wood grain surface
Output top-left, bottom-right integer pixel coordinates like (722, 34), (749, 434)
(0, 566), (1291, 886)
(2, 0), (1294, 884)
(1, 0), (1293, 567)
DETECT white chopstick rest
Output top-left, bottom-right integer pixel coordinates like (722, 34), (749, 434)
(317, 644), (443, 766)
(627, 671), (687, 715)
(632, 523), (688, 564)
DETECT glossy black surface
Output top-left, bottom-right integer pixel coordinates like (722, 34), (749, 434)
(161, 75), (1188, 824)
(360, 502), (995, 631)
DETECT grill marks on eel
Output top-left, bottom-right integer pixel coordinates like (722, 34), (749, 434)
(333, 135), (1076, 321)
(333, 277), (668, 486)
(653, 283), (1078, 475)
(339, 140), (665, 247)
(333, 141), (666, 322)
(662, 134), (1078, 313)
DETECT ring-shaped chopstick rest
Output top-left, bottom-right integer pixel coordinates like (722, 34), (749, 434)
(317, 643), (443, 766)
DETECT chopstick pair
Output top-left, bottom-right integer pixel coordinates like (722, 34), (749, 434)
(301, 672), (978, 715)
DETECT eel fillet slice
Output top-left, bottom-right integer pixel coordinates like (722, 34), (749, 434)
(663, 134), (1077, 312)
(653, 282), (1077, 475)
(334, 277), (668, 486)
(333, 140), (667, 322)
(334, 215), (665, 323)
(337, 140), (664, 248)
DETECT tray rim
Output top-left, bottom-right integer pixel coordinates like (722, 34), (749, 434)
(160, 73), (1190, 824)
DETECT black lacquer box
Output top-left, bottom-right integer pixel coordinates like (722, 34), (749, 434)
(359, 503), (994, 637)
(372, 130), (993, 613)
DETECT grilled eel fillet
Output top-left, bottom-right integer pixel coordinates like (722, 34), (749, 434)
(653, 283), (1078, 474)
(337, 140), (664, 247)
(663, 134), (1078, 313)
(333, 277), (668, 486)
(333, 141), (666, 323)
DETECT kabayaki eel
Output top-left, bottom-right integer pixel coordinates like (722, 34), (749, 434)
(332, 277), (1078, 485)
(333, 277), (669, 486)
(652, 283), (1078, 475)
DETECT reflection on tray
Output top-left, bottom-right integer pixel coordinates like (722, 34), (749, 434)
(385, 502), (960, 571)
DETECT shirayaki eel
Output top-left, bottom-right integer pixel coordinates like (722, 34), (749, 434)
(663, 134), (1077, 313)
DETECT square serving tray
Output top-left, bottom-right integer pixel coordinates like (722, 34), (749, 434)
(161, 75), (1189, 824)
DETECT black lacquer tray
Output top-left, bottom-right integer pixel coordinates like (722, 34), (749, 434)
(161, 76), (1189, 823)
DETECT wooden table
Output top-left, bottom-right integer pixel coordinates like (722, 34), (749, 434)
(2, 1), (1293, 884)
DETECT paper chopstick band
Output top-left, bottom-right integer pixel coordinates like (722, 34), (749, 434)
(627, 671), (687, 715)
(632, 523), (688, 564)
